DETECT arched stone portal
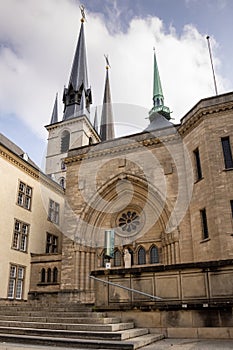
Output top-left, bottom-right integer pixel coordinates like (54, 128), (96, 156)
(60, 172), (181, 302)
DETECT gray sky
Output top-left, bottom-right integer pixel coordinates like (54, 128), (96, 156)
(0, 0), (232, 166)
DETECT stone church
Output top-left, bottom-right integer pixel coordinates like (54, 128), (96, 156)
(29, 9), (233, 322)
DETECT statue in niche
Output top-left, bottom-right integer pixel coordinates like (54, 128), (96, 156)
(124, 248), (131, 268)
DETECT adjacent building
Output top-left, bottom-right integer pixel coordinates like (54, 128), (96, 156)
(0, 133), (64, 300)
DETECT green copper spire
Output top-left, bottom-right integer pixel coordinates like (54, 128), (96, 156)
(153, 50), (163, 105)
(149, 50), (170, 121)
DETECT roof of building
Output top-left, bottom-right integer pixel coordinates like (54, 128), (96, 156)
(50, 93), (58, 124)
(148, 51), (170, 123)
(0, 132), (39, 169)
(100, 66), (115, 141)
(62, 19), (92, 121)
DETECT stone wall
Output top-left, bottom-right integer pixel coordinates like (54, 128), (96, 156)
(92, 259), (233, 308)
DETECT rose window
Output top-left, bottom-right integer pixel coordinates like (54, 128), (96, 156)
(118, 211), (140, 232)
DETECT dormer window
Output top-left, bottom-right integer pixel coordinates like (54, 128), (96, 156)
(69, 93), (75, 103)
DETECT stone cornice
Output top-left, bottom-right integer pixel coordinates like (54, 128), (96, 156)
(0, 145), (64, 195)
(91, 258), (233, 276)
(179, 93), (233, 137)
(45, 115), (100, 141)
(0, 146), (39, 180)
(39, 172), (65, 195)
(65, 132), (179, 164)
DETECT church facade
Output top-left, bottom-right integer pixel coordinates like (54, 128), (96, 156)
(1, 10), (232, 316)
(29, 11), (233, 310)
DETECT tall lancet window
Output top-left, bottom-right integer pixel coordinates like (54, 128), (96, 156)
(138, 247), (146, 265)
(61, 130), (70, 153)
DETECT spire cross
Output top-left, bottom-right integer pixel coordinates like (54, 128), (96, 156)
(80, 4), (86, 22)
(104, 54), (111, 69)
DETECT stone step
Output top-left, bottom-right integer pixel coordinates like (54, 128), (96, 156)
(0, 326), (148, 340)
(0, 310), (106, 318)
(0, 302), (163, 349)
(0, 333), (164, 349)
(0, 305), (91, 312)
(126, 334), (165, 349)
(0, 315), (121, 324)
(0, 320), (134, 331)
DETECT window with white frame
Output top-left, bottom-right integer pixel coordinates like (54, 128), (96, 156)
(17, 181), (32, 210)
(8, 264), (25, 300)
(12, 219), (29, 252)
(48, 199), (60, 224)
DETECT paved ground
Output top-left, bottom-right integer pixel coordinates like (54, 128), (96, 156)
(0, 339), (233, 350)
(142, 338), (233, 349)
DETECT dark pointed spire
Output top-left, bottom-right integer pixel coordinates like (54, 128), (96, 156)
(50, 93), (58, 124)
(94, 107), (99, 133)
(63, 8), (92, 120)
(149, 49), (170, 122)
(100, 57), (115, 141)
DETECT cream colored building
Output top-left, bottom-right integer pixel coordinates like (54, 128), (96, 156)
(0, 133), (64, 301)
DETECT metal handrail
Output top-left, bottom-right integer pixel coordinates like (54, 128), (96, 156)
(90, 275), (163, 300)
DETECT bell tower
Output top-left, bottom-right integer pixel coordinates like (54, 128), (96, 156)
(45, 8), (100, 187)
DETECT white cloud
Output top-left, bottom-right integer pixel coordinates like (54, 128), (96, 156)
(0, 0), (229, 140)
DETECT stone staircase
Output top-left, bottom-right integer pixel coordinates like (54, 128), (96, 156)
(0, 302), (164, 349)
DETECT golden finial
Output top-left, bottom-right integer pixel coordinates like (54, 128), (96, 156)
(80, 4), (86, 22)
(104, 54), (111, 69)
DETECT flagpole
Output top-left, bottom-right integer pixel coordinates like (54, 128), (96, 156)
(206, 35), (218, 96)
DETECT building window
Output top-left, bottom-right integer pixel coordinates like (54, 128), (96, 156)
(41, 268), (46, 283)
(101, 251), (106, 267)
(61, 161), (66, 170)
(53, 267), (58, 283)
(46, 233), (58, 253)
(47, 268), (51, 283)
(200, 208), (209, 240)
(69, 93), (75, 103)
(113, 250), (122, 267)
(8, 265), (25, 300)
(150, 245), (159, 264)
(230, 200), (233, 219)
(138, 247), (146, 265)
(193, 148), (202, 181)
(48, 200), (60, 224)
(118, 211), (140, 233)
(61, 130), (70, 153)
(59, 177), (65, 189)
(221, 137), (233, 169)
(12, 219), (29, 252)
(17, 181), (32, 210)
(89, 137), (93, 145)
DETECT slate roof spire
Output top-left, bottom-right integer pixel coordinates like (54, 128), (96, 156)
(149, 49), (170, 122)
(62, 7), (92, 120)
(100, 56), (115, 141)
(93, 107), (99, 134)
(50, 93), (58, 124)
